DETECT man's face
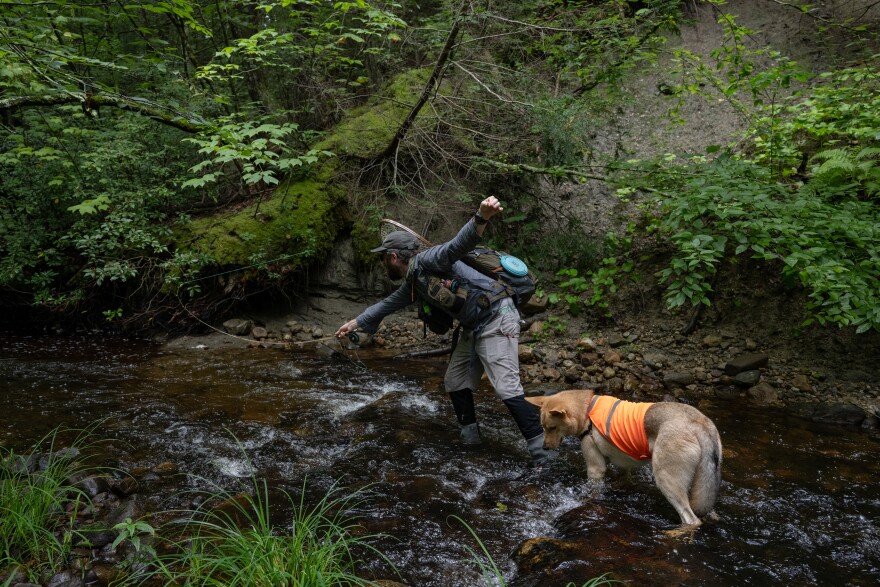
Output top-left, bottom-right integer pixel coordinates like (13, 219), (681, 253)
(383, 251), (405, 280)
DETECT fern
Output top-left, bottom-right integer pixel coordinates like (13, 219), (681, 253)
(812, 148), (855, 179)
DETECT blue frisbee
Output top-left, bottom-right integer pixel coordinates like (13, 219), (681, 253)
(500, 255), (529, 277)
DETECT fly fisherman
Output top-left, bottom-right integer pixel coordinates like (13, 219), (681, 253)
(335, 196), (557, 468)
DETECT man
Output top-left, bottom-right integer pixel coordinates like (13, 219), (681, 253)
(335, 196), (557, 468)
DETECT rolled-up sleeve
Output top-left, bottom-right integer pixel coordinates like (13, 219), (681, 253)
(355, 284), (412, 334)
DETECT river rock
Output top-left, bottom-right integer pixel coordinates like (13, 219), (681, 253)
(222, 318), (253, 336)
(46, 570), (84, 587)
(251, 326), (268, 339)
(792, 373), (812, 392)
(512, 537), (583, 575)
(607, 333), (628, 347)
(576, 336), (597, 351)
(748, 381), (778, 404)
(734, 370), (761, 387)
(152, 462), (178, 475)
(602, 350), (621, 364)
(663, 371), (695, 388)
(725, 353), (769, 376)
(791, 402), (866, 426)
(75, 474), (112, 498)
(518, 344), (535, 363)
(110, 476), (139, 497)
(702, 334), (722, 347)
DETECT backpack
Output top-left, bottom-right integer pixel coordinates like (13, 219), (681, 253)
(461, 247), (544, 314)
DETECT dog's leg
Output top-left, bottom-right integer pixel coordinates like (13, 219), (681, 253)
(580, 435), (607, 481)
(651, 432), (702, 530)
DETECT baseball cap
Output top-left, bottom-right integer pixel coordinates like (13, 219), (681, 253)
(370, 230), (419, 253)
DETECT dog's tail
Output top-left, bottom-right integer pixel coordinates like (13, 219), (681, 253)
(690, 426), (722, 517)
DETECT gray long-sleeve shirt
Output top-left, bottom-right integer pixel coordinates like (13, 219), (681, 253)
(356, 220), (504, 334)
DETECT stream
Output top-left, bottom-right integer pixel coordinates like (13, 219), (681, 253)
(1, 334), (878, 586)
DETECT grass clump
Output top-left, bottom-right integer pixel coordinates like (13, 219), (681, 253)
(134, 466), (391, 587)
(0, 430), (92, 584)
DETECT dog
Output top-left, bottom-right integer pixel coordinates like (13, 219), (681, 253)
(526, 389), (722, 536)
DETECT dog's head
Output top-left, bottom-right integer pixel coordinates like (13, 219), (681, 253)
(526, 391), (589, 449)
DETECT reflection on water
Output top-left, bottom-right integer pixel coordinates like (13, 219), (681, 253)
(1, 334), (878, 586)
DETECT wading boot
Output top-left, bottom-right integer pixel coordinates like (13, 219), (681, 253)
(460, 422), (482, 446)
(526, 432), (558, 469)
(449, 388), (482, 445)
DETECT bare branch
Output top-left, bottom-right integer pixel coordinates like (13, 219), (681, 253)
(376, 16), (463, 160)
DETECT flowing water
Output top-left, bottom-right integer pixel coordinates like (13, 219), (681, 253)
(1, 334), (878, 586)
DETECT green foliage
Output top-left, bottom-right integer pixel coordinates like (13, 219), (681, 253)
(643, 154), (880, 332)
(0, 430), (92, 583)
(111, 518), (157, 558)
(630, 0), (880, 334)
(182, 115), (333, 190)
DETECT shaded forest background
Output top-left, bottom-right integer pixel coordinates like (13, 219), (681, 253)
(1, 0), (878, 337)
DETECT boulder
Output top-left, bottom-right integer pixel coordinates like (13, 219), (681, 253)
(222, 319), (253, 336)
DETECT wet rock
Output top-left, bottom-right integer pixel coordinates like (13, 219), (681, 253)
(90, 564), (120, 586)
(663, 371), (695, 388)
(641, 351), (669, 369)
(603, 350), (621, 364)
(792, 373), (812, 392)
(715, 386), (741, 400)
(607, 333), (628, 347)
(222, 318), (253, 336)
(46, 569), (84, 587)
(109, 477), (137, 499)
(734, 370), (761, 387)
(518, 344), (535, 363)
(152, 462), (178, 476)
(542, 367), (562, 381)
(512, 537), (583, 576)
(251, 326), (268, 339)
(702, 334), (722, 347)
(576, 336), (597, 352)
(77, 525), (115, 549)
(75, 474), (111, 498)
(790, 402), (866, 426)
(725, 353), (769, 376)
(624, 373), (641, 393)
(579, 351), (599, 366)
(748, 382), (778, 404)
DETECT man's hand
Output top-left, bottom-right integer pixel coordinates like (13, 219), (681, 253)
(335, 319), (359, 339)
(479, 196), (503, 221)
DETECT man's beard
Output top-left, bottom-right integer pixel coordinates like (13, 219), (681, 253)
(386, 263), (405, 281)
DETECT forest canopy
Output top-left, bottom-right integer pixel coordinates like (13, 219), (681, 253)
(1, 0), (878, 333)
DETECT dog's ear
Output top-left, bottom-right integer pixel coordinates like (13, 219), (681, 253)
(525, 396), (545, 407)
(548, 407), (567, 419)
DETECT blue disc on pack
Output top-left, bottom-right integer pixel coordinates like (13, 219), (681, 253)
(500, 255), (529, 277)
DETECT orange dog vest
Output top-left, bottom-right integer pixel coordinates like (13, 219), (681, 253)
(586, 395), (653, 460)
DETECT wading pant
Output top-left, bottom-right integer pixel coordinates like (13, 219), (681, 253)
(444, 299), (542, 441)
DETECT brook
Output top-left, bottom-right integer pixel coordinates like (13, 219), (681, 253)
(1, 335), (878, 586)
